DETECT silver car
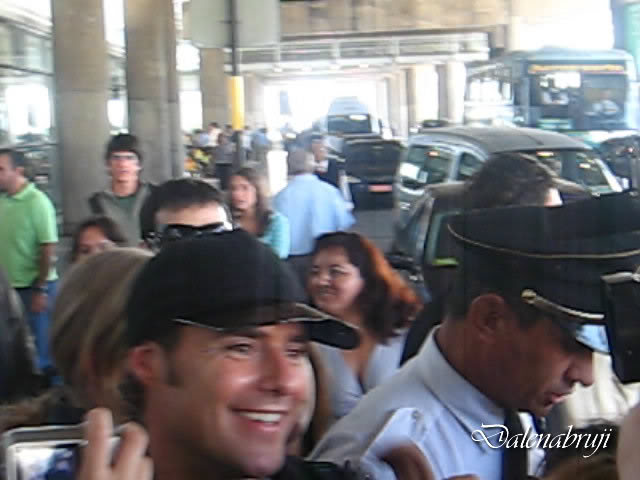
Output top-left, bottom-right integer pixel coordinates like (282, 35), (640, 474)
(393, 126), (621, 229)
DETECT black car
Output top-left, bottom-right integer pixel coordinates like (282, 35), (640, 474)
(338, 137), (404, 208)
(389, 177), (593, 300)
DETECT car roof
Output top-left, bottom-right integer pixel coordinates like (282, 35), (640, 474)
(424, 181), (465, 199)
(410, 127), (590, 154)
(422, 177), (590, 204)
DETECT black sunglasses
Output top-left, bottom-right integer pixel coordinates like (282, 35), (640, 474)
(146, 222), (233, 250)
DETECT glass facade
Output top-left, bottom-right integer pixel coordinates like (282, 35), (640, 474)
(0, 20), (60, 210)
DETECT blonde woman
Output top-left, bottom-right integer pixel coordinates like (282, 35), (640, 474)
(0, 248), (152, 430)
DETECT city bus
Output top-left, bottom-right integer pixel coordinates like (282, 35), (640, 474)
(463, 47), (639, 146)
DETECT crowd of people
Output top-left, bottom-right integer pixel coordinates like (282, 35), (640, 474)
(0, 128), (638, 480)
(185, 123), (274, 188)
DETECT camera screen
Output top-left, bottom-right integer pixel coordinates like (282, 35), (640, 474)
(7, 442), (82, 480)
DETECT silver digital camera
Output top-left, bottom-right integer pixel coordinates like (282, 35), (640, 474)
(2, 424), (121, 480)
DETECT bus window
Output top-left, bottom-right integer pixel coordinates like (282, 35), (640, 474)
(531, 72), (579, 107)
(583, 75), (627, 130)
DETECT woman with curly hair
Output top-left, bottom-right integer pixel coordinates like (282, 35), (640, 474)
(307, 231), (423, 421)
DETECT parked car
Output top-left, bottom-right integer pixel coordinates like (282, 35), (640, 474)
(320, 97), (405, 208)
(387, 182), (464, 301)
(597, 134), (640, 190)
(393, 126), (621, 230)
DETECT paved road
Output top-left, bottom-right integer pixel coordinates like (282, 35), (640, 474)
(351, 199), (395, 253)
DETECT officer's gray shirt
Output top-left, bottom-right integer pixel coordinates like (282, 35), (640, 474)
(316, 329), (408, 421)
(310, 328), (506, 480)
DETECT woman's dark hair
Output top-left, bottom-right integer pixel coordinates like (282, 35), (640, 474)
(230, 167), (273, 236)
(463, 152), (557, 209)
(104, 134), (143, 164)
(0, 148), (27, 169)
(70, 216), (128, 263)
(310, 232), (423, 342)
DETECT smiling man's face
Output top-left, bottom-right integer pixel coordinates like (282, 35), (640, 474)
(141, 321), (313, 478)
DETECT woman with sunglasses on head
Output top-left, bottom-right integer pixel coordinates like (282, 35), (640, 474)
(229, 167), (290, 259)
(70, 216), (128, 264)
(307, 232), (423, 422)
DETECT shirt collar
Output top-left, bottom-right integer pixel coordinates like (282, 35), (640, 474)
(8, 182), (34, 200)
(291, 173), (317, 181)
(416, 327), (505, 453)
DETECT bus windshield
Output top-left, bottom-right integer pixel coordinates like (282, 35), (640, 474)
(531, 70), (628, 131)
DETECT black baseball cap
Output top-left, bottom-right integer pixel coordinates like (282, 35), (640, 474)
(447, 191), (640, 353)
(126, 229), (359, 349)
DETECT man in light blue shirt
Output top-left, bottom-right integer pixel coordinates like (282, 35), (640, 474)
(274, 149), (354, 254)
(311, 193), (640, 480)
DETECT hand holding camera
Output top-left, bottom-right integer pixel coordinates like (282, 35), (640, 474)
(77, 408), (152, 480)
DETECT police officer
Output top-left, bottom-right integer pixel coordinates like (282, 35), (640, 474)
(311, 192), (640, 480)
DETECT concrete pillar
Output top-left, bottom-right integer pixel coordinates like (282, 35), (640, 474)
(611, 0), (625, 50)
(415, 64), (439, 121)
(388, 70), (409, 137)
(165, 1), (183, 178)
(406, 67), (418, 130)
(437, 61), (466, 124)
(200, 49), (229, 129)
(376, 79), (389, 128)
(52, 0), (110, 231)
(244, 74), (265, 129)
(124, 0), (182, 183)
(387, 75), (401, 137)
(244, 75), (256, 129)
(397, 70), (409, 138)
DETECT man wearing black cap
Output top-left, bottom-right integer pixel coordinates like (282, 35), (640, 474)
(311, 192), (640, 480)
(90, 230), (359, 480)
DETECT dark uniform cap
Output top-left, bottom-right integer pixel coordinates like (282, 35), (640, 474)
(126, 229), (359, 349)
(447, 191), (640, 353)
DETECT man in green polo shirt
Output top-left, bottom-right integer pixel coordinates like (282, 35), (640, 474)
(0, 148), (58, 372)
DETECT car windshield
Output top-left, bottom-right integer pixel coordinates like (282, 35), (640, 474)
(404, 145), (454, 185)
(519, 149), (620, 194)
